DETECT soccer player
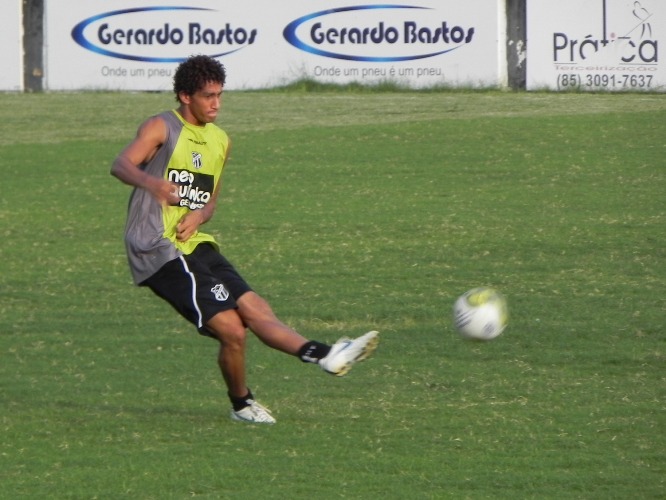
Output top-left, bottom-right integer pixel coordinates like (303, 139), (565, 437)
(110, 55), (378, 424)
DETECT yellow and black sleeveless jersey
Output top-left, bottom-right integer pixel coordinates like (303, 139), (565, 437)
(124, 110), (229, 284)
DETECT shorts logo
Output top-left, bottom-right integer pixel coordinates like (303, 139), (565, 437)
(211, 284), (229, 301)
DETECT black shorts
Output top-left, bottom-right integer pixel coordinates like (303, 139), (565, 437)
(142, 244), (253, 336)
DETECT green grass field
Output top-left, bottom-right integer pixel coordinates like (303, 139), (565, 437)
(1, 89), (664, 499)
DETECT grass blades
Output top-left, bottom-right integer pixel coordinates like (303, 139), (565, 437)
(0, 90), (664, 499)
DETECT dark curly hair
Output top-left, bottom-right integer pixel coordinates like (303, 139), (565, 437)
(173, 55), (226, 101)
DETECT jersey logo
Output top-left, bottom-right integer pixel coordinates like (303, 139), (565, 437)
(192, 151), (203, 169)
(166, 168), (214, 210)
(211, 284), (230, 302)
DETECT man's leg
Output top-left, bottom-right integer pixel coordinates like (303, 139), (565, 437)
(236, 291), (311, 354)
(236, 291), (379, 376)
(205, 308), (249, 398)
(205, 307), (276, 424)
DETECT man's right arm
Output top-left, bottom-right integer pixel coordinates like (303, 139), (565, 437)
(110, 116), (180, 205)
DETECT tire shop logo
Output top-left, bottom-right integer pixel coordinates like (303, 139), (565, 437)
(71, 6), (258, 62)
(283, 4), (476, 62)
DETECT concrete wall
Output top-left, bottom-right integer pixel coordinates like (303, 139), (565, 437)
(23, 0), (44, 92)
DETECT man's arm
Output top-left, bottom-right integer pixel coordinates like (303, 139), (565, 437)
(111, 116), (180, 205)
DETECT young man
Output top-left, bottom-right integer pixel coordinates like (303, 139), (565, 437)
(110, 55), (378, 425)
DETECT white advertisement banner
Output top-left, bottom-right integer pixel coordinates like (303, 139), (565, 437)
(0, 0), (23, 91)
(527, 0), (664, 91)
(44, 0), (502, 91)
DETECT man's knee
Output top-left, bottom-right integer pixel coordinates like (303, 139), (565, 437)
(206, 311), (247, 347)
(237, 292), (277, 323)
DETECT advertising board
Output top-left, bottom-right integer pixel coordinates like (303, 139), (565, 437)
(527, 0), (664, 91)
(0, 0), (24, 91)
(44, 0), (502, 91)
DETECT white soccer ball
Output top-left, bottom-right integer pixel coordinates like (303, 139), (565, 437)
(453, 287), (508, 340)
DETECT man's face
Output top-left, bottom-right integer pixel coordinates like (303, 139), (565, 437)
(181, 81), (223, 125)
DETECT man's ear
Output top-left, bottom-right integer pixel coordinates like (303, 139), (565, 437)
(178, 91), (191, 104)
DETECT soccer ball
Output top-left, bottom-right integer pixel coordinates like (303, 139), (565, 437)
(453, 287), (508, 340)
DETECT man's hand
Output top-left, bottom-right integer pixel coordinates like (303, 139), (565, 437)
(176, 210), (205, 241)
(148, 177), (181, 206)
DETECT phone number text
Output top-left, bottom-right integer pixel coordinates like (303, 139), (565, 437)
(557, 73), (654, 90)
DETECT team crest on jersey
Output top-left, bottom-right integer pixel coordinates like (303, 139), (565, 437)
(192, 151), (203, 169)
(211, 284), (229, 301)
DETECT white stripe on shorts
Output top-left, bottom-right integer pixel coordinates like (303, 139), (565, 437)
(179, 256), (204, 329)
